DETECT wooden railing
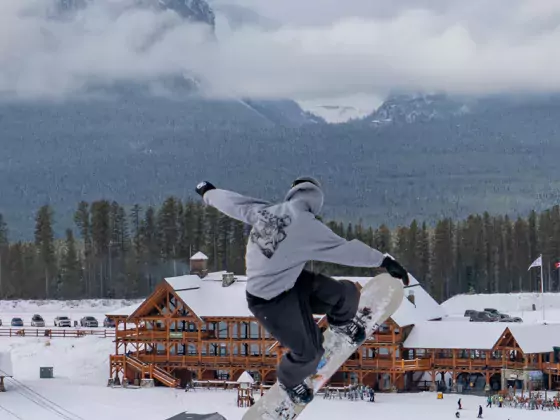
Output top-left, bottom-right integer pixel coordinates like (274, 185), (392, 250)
(116, 329), (269, 341)
(0, 328), (115, 338)
(433, 357), (529, 371)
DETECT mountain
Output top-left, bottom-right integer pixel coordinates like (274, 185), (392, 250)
(2, 94), (560, 238)
(364, 93), (473, 126)
(54, 0), (215, 27)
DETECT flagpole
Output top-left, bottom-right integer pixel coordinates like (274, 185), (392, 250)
(541, 254), (545, 322)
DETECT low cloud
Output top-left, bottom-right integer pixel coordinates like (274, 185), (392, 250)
(2, 0), (560, 101)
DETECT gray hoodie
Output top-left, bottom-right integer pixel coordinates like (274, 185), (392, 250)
(203, 181), (385, 300)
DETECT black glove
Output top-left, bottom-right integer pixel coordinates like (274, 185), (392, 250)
(195, 181), (216, 197)
(380, 256), (409, 286)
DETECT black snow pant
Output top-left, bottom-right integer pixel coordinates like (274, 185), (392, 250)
(246, 269), (360, 388)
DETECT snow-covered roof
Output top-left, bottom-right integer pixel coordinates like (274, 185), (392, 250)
(172, 275), (252, 318)
(334, 274), (443, 327)
(237, 371), (254, 383)
(106, 302), (143, 317)
(0, 352), (14, 377)
(403, 321), (507, 350)
(190, 252), (208, 260)
(165, 275), (203, 291)
(508, 324), (560, 354)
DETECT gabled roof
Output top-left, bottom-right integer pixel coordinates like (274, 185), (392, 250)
(237, 371), (254, 383)
(190, 252), (208, 260)
(508, 324), (560, 354)
(403, 321), (507, 350)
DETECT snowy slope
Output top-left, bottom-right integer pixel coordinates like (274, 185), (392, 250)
(0, 333), (543, 420)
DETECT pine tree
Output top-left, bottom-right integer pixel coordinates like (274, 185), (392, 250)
(373, 224), (392, 254)
(34, 205), (56, 298)
(60, 229), (83, 298)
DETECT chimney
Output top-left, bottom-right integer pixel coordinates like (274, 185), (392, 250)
(222, 272), (235, 287)
(407, 290), (416, 306)
(190, 251), (208, 278)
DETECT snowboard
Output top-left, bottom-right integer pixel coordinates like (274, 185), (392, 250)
(242, 273), (405, 420)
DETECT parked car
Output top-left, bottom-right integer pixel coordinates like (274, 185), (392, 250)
(470, 311), (499, 322)
(54, 316), (72, 327)
(103, 317), (116, 328)
(464, 309), (477, 317)
(31, 314), (45, 327)
(80, 316), (98, 327)
(11, 317), (23, 327)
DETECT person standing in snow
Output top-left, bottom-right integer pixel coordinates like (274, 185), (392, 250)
(458, 398), (462, 409)
(477, 405), (483, 418)
(195, 177), (409, 405)
(486, 395), (492, 408)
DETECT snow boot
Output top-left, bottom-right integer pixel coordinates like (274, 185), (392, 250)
(280, 381), (314, 405)
(330, 318), (366, 344)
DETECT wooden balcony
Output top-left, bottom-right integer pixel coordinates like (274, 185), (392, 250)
(116, 329), (270, 342)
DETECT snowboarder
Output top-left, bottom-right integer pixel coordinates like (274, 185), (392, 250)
(195, 177), (409, 405)
(486, 395), (492, 408)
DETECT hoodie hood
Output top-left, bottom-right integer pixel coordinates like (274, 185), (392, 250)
(285, 177), (324, 215)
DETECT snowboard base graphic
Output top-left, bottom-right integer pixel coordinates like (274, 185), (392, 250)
(242, 273), (404, 420)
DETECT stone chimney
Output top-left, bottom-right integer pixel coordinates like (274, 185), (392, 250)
(190, 251), (208, 278)
(222, 272), (236, 287)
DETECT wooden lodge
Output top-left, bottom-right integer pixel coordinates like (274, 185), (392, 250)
(107, 252), (560, 393)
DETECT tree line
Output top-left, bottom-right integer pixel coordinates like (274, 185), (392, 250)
(0, 199), (558, 302)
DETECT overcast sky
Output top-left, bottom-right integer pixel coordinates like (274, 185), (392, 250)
(2, 0), (560, 104)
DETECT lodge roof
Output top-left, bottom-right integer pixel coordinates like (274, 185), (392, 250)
(508, 323), (560, 354)
(403, 321), (507, 350)
(111, 268), (443, 327)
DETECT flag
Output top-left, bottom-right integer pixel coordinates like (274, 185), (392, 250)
(556, 262), (560, 270)
(528, 256), (542, 270)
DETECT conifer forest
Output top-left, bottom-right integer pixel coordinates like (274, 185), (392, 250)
(0, 198), (558, 303)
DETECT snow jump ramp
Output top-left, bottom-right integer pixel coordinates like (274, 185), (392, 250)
(165, 413), (226, 420)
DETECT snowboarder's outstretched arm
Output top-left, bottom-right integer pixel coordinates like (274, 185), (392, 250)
(304, 216), (385, 267)
(304, 216), (409, 284)
(195, 181), (270, 226)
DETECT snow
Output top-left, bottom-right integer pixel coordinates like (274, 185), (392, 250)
(0, 334), (550, 420)
(236, 371), (254, 383)
(175, 279), (252, 318)
(165, 274), (203, 291)
(0, 352), (13, 377)
(508, 324), (560, 354)
(106, 302), (143, 317)
(442, 292), (560, 316)
(403, 321), (507, 350)
(190, 252), (208, 260)
(0, 299), (143, 327)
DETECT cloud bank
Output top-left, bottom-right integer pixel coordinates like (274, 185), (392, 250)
(2, 0), (560, 101)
